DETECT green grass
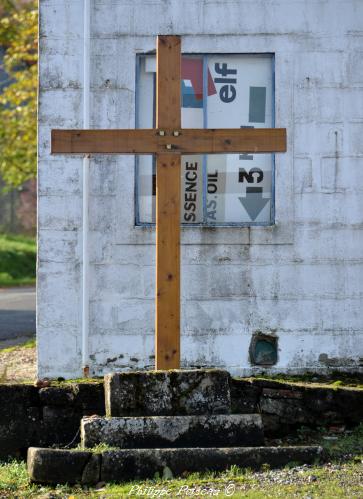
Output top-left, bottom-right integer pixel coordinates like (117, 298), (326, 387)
(0, 338), (36, 355)
(0, 458), (362, 498)
(0, 234), (36, 287)
(288, 423), (363, 460)
(248, 371), (363, 389)
(321, 423), (363, 458)
(76, 442), (119, 453)
(41, 373), (363, 389)
(51, 377), (104, 386)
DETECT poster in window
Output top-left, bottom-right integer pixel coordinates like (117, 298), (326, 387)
(136, 54), (274, 225)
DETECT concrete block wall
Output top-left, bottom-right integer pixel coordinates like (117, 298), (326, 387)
(38, 0), (363, 378)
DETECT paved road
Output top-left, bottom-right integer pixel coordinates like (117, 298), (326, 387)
(0, 287), (36, 341)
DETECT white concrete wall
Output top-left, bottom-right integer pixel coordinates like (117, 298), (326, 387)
(38, 0), (363, 378)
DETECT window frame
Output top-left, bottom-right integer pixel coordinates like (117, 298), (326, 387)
(134, 52), (276, 228)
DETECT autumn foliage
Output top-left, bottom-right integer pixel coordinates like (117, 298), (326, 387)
(0, 0), (37, 188)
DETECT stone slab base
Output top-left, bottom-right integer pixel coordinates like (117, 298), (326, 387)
(27, 448), (100, 485)
(28, 446), (323, 484)
(105, 369), (231, 416)
(81, 414), (264, 448)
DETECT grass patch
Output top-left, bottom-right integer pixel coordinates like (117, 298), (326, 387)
(0, 460), (32, 496)
(0, 457), (362, 498)
(283, 423), (363, 459)
(77, 442), (119, 453)
(249, 371), (363, 389)
(322, 423), (363, 458)
(13, 372), (363, 389)
(51, 377), (104, 386)
(0, 234), (36, 287)
(0, 338), (36, 355)
(21, 371), (363, 389)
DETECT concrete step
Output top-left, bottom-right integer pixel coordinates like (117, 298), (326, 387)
(100, 446), (324, 482)
(105, 369), (231, 416)
(81, 414), (264, 448)
(28, 445), (324, 485)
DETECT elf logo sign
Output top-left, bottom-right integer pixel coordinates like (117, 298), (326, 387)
(214, 62), (237, 103)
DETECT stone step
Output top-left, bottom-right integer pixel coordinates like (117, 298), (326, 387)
(28, 445), (324, 485)
(105, 369), (231, 416)
(81, 414), (264, 448)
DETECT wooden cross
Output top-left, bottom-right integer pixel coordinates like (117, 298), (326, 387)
(52, 35), (287, 370)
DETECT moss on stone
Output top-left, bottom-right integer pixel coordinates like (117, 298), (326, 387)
(245, 372), (363, 390)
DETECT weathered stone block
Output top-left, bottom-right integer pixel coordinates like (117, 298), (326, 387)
(104, 369), (231, 416)
(39, 383), (105, 414)
(303, 386), (363, 425)
(27, 445), (324, 485)
(105, 371), (171, 416)
(101, 446), (324, 482)
(72, 383), (105, 415)
(40, 406), (80, 448)
(0, 385), (40, 458)
(81, 414), (264, 449)
(259, 397), (309, 425)
(39, 386), (76, 406)
(0, 385), (39, 407)
(42, 406), (76, 423)
(27, 447), (100, 485)
(230, 378), (262, 413)
(262, 388), (303, 400)
(262, 414), (283, 437)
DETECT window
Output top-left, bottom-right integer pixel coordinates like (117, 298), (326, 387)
(135, 54), (274, 226)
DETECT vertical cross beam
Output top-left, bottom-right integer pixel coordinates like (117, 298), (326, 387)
(155, 35), (181, 370)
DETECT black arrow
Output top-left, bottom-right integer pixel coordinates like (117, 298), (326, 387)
(239, 187), (269, 221)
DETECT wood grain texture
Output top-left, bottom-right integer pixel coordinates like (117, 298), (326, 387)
(156, 35), (181, 130)
(52, 128), (286, 155)
(155, 35), (181, 370)
(51, 129), (159, 154)
(158, 128), (287, 154)
(155, 153), (181, 370)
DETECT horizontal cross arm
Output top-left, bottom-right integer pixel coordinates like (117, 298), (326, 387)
(171, 128), (286, 154)
(51, 129), (159, 154)
(51, 128), (286, 155)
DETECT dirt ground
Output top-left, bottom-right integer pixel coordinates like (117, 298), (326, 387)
(0, 340), (36, 383)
